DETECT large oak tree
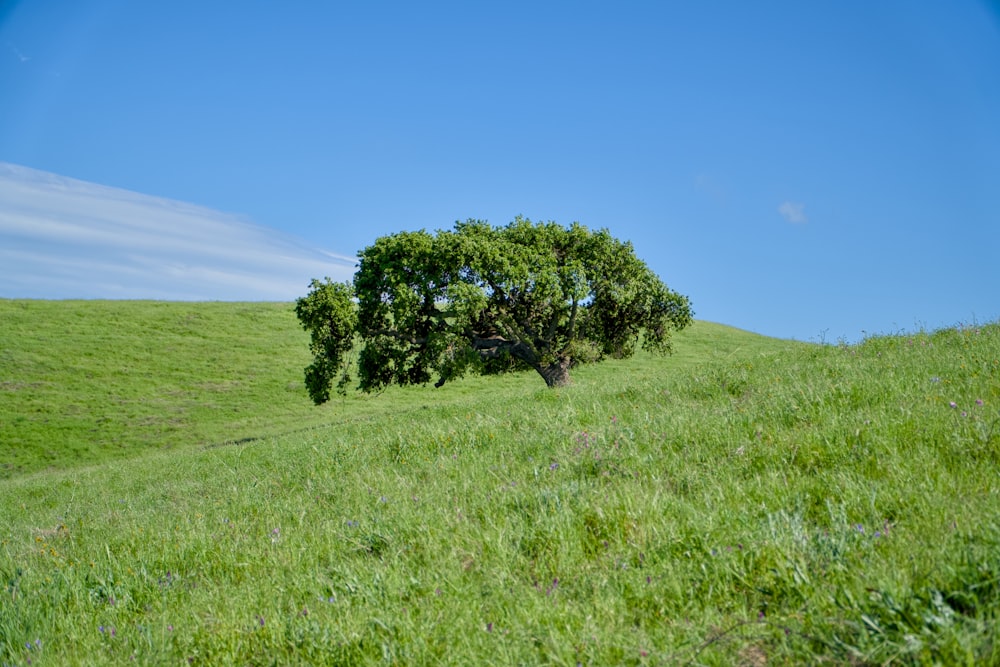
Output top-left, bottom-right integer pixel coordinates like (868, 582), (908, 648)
(295, 217), (692, 404)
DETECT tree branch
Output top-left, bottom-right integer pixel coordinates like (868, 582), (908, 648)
(471, 335), (539, 366)
(365, 328), (428, 346)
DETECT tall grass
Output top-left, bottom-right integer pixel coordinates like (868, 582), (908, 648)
(2, 301), (999, 664)
(0, 300), (763, 479)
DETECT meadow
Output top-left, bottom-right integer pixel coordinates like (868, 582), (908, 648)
(1, 299), (999, 665)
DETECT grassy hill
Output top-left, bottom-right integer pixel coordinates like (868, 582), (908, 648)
(1, 300), (999, 664)
(0, 299), (780, 479)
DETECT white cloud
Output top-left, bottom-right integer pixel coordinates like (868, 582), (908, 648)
(778, 201), (808, 224)
(6, 41), (30, 62)
(0, 162), (356, 300)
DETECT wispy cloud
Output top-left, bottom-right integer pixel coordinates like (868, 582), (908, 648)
(777, 201), (808, 224)
(6, 41), (30, 62)
(0, 162), (356, 300)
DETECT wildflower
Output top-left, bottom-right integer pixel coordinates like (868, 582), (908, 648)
(549, 462), (559, 471)
(930, 377), (941, 383)
(486, 622), (493, 632)
(949, 401), (957, 409)
(976, 399), (984, 406)
(856, 524), (864, 533)
(257, 615), (265, 627)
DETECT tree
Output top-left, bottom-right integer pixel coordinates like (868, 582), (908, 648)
(295, 217), (693, 405)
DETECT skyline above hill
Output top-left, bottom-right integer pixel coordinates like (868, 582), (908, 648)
(0, 162), (355, 300)
(1, 2), (998, 340)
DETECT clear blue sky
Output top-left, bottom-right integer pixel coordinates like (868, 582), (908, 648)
(1, 1), (998, 341)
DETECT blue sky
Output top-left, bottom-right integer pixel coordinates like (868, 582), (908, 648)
(1, 1), (998, 341)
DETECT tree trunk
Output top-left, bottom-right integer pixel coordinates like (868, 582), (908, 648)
(537, 357), (572, 388)
(472, 335), (572, 388)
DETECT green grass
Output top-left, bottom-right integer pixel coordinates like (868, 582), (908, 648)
(0, 300), (764, 479)
(2, 300), (999, 665)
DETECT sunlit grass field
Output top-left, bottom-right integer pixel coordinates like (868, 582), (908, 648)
(2, 300), (999, 665)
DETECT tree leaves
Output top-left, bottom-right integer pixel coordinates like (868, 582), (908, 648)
(296, 218), (693, 403)
(294, 279), (356, 404)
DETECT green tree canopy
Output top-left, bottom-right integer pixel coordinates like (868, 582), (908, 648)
(295, 217), (692, 404)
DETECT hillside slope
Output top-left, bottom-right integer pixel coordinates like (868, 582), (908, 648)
(1, 306), (998, 664)
(0, 299), (788, 478)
